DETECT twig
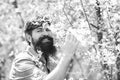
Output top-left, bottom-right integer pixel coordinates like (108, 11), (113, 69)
(62, 0), (91, 79)
(17, 12), (25, 29)
(74, 54), (87, 79)
(107, 10), (112, 28)
(105, 1), (112, 29)
(110, 65), (113, 80)
(63, 0), (73, 26)
(100, 61), (109, 80)
(80, 0), (91, 30)
(65, 59), (74, 79)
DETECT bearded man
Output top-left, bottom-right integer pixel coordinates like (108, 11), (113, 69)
(9, 17), (79, 80)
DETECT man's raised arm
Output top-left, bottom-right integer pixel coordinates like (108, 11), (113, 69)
(45, 32), (79, 80)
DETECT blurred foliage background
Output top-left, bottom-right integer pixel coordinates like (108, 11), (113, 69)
(0, 0), (120, 80)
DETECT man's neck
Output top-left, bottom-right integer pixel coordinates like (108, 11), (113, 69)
(28, 45), (40, 58)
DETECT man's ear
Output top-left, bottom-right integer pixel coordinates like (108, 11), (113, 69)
(25, 33), (32, 43)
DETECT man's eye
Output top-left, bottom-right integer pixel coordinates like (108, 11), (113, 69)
(46, 28), (51, 31)
(37, 28), (43, 32)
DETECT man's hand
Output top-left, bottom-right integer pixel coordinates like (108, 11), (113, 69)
(62, 32), (79, 58)
(45, 32), (79, 80)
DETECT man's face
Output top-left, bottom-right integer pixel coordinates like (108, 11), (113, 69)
(30, 26), (56, 57)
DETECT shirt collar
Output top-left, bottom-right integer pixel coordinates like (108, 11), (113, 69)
(26, 46), (42, 59)
(26, 46), (47, 64)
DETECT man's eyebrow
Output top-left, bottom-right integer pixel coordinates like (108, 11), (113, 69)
(37, 27), (43, 29)
(34, 26), (42, 29)
(34, 26), (43, 31)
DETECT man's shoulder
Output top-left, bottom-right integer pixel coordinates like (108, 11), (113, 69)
(9, 48), (48, 80)
(14, 51), (33, 62)
(11, 51), (35, 71)
(9, 51), (35, 80)
(12, 51), (35, 69)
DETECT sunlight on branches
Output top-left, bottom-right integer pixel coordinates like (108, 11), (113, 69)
(0, 0), (120, 80)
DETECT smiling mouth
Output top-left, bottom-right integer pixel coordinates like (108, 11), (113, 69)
(42, 38), (51, 43)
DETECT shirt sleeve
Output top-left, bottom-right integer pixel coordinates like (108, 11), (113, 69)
(9, 52), (47, 80)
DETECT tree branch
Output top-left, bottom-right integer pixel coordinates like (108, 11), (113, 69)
(80, 0), (91, 30)
(62, 0), (91, 79)
(63, 0), (73, 26)
(107, 10), (112, 28)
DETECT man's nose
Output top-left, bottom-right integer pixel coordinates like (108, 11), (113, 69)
(43, 31), (49, 35)
(43, 29), (49, 35)
(43, 28), (52, 36)
(43, 27), (50, 32)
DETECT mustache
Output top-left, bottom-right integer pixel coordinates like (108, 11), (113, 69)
(38, 35), (53, 44)
(35, 35), (54, 50)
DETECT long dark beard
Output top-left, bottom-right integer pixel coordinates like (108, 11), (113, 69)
(32, 35), (57, 59)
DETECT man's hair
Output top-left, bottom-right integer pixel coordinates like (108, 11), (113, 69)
(24, 16), (51, 45)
